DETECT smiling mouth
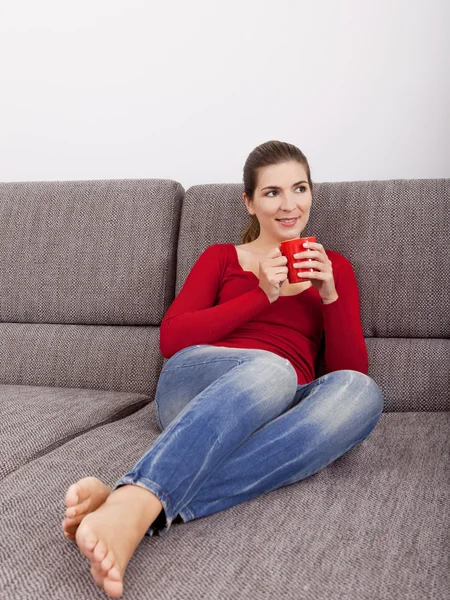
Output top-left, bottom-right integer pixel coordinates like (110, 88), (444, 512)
(276, 217), (299, 224)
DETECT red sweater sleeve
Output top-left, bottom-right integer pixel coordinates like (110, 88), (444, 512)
(321, 255), (369, 375)
(160, 245), (271, 358)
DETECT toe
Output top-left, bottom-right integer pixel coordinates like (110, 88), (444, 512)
(91, 564), (105, 588)
(100, 548), (115, 573)
(62, 518), (72, 532)
(93, 539), (108, 563)
(103, 568), (123, 599)
(65, 484), (79, 508)
(64, 513), (84, 526)
(63, 516), (84, 535)
(91, 563), (123, 598)
(64, 477), (110, 516)
(107, 565), (122, 582)
(76, 523), (98, 555)
(73, 496), (91, 515)
(65, 504), (79, 518)
(65, 508), (75, 518)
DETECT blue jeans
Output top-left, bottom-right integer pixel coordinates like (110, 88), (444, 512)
(113, 345), (384, 537)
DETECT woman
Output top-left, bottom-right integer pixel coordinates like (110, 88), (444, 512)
(62, 140), (384, 598)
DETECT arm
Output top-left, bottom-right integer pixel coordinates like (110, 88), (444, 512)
(321, 256), (369, 375)
(160, 245), (271, 358)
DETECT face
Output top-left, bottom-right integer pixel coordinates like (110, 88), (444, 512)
(243, 161), (312, 246)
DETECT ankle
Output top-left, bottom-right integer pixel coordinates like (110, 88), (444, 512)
(108, 484), (163, 525)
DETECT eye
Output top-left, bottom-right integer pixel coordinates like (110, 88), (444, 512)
(266, 185), (307, 197)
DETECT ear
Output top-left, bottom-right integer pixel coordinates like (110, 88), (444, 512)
(242, 193), (255, 216)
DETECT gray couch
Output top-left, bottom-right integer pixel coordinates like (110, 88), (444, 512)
(0, 178), (448, 600)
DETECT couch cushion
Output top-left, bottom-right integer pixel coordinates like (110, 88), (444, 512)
(179, 180), (449, 339)
(0, 406), (448, 599)
(0, 179), (183, 325)
(0, 384), (150, 479)
(0, 323), (162, 395)
(365, 338), (450, 411)
(312, 337), (450, 412)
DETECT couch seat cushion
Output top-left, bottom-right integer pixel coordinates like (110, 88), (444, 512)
(0, 406), (448, 600)
(0, 384), (150, 478)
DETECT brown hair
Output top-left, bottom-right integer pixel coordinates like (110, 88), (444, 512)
(241, 140), (313, 244)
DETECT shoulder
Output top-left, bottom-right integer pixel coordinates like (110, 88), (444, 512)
(197, 243), (232, 260)
(198, 243), (232, 253)
(193, 244), (234, 271)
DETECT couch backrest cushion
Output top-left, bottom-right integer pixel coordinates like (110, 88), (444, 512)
(0, 179), (183, 325)
(0, 322), (162, 395)
(178, 179), (449, 339)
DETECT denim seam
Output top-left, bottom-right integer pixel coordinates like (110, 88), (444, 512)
(163, 353), (291, 374)
(161, 358), (243, 372)
(179, 505), (195, 520)
(155, 401), (163, 430)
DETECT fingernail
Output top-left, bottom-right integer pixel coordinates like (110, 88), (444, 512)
(303, 242), (308, 247)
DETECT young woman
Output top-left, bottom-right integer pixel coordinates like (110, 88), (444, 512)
(62, 140), (384, 598)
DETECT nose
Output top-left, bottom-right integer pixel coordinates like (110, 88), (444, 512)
(280, 193), (297, 211)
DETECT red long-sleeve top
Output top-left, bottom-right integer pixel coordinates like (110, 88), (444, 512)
(160, 243), (368, 384)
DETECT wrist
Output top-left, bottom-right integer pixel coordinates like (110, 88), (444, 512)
(321, 294), (339, 304)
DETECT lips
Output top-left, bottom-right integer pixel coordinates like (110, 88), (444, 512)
(276, 217), (298, 226)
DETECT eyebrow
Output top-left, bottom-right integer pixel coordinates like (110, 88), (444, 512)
(260, 180), (308, 191)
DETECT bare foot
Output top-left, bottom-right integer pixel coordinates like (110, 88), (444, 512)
(62, 476), (111, 540)
(75, 485), (163, 598)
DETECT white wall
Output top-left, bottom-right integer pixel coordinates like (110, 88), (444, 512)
(1, 0), (449, 187)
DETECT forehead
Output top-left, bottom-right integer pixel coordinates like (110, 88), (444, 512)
(257, 161), (308, 189)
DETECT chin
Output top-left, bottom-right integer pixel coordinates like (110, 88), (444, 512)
(281, 230), (301, 238)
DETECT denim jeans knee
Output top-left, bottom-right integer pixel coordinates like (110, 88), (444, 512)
(155, 345), (298, 431)
(328, 369), (384, 419)
(304, 369), (384, 450)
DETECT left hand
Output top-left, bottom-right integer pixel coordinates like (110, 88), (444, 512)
(293, 241), (338, 303)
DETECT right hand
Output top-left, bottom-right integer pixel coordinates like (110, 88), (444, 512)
(258, 247), (289, 303)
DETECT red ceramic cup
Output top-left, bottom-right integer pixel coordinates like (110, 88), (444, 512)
(280, 236), (317, 283)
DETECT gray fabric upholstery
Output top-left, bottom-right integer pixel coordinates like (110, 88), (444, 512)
(0, 323), (162, 395)
(1, 405), (448, 599)
(0, 178), (181, 392)
(0, 384), (150, 478)
(365, 338), (450, 412)
(0, 179), (183, 325)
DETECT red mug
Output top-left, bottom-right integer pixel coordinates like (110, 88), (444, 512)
(280, 236), (317, 283)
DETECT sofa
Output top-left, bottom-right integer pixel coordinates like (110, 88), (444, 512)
(0, 177), (448, 600)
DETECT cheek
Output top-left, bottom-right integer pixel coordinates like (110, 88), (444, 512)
(261, 206), (278, 217)
(300, 199), (312, 212)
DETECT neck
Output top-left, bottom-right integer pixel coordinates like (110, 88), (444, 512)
(250, 230), (302, 253)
